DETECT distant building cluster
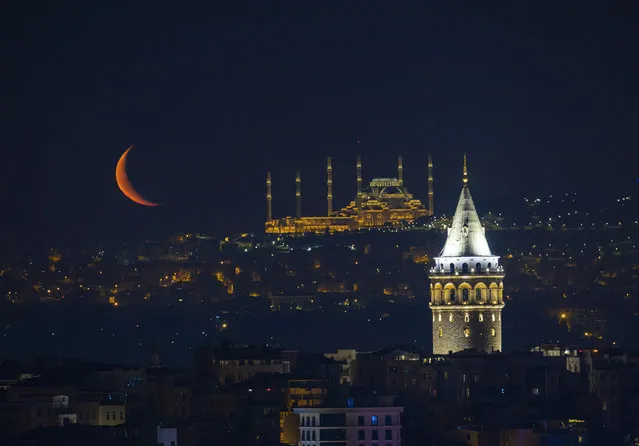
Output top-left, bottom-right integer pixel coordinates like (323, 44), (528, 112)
(265, 155), (434, 234)
(3, 341), (639, 445)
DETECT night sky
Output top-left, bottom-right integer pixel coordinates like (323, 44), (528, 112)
(2, 2), (638, 250)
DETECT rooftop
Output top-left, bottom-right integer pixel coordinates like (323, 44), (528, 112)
(439, 156), (492, 258)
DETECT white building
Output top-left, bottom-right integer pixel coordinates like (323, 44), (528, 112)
(293, 406), (403, 446)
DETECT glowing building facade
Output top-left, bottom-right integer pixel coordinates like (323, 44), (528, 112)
(429, 155), (505, 354)
(265, 156), (434, 234)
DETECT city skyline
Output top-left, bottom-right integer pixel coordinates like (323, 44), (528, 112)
(3, 3), (639, 250)
(3, 3), (639, 445)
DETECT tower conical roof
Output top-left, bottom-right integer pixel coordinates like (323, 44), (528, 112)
(439, 184), (492, 258)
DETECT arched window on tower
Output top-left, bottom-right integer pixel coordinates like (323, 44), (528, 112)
(476, 288), (482, 300)
(491, 328), (496, 337)
(462, 288), (469, 302)
(449, 263), (455, 273)
(464, 314), (469, 322)
(476, 263), (481, 272)
(439, 327), (443, 337)
(449, 289), (456, 302)
(462, 263), (469, 273)
(487, 262), (492, 271)
(479, 313), (484, 322)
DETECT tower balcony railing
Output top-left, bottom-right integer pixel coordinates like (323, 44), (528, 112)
(429, 265), (505, 275)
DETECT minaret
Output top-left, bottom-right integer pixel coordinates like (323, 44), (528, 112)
(266, 172), (272, 222)
(428, 154), (434, 216)
(295, 171), (301, 218)
(356, 155), (362, 210)
(327, 157), (333, 215)
(398, 156), (404, 185)
(429, 154), (505, 355)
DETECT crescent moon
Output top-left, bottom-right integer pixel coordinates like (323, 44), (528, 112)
(115, 146), (159, 207)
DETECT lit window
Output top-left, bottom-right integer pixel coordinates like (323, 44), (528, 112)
(439, 327), (443, 337)
(464, 328), (470, 337)
(491, 328), (496, 336)
(479, 313), (484, 322)
(464, 314), (469, 322)
(492, 314), (496, 322)
(449, 314), (453, 322)
(371, 415), (378, 425)
(438, 314), (441, 322)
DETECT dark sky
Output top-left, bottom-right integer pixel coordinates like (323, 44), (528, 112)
(2, 2), (638, 249)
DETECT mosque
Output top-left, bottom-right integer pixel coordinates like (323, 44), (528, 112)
(264, 155), (434, 234)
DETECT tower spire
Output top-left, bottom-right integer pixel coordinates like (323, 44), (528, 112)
(463, 153), (468, 185)
(266, 172), (272, 221)
(428, 154), (434, 216)
(356, 155), (362, 210)
(295, 171), (301, 218)
(398, 156), (404, 185)
(327, 157), (333, 215)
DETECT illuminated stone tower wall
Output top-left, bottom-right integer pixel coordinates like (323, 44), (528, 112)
(430, 265), (505, 354)
(430, 155), (505, 354)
